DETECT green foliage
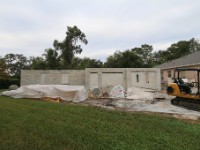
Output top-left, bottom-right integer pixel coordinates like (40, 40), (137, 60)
(0, 58), (9, 79)
(30, 57), (47, 70)
(2, 36), (200, 70)
(132, 44), (154, 67)
(189, 38), (200, 52)
(0, 78), (20, 89)
(0, 97), (200, 150)
(3, 53), (30, 77)
(104, 38), (200, 67)
(166, 40), (190, 60)
(43, 48), (61, 69)
(153, 38), (200, 65)
(71, 57), (103, 69)
(54, 26), (88, 69)
(104, 49), (147, 68)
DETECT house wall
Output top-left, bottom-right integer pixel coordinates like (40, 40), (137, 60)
(160, 64), (200, 90)
(21, 68), (161, 90)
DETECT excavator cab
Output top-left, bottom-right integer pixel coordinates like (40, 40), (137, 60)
(167, 68), (200, 111)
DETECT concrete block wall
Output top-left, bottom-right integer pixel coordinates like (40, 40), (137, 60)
(86, 68), (161, 90)
(126, 68), (160, 90)
(21, 68), (160, 90)
(21, 70), (85, 86)
(85, 68), (126, 90)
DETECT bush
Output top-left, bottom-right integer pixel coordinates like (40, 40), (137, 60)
(0, 78), (20, 89)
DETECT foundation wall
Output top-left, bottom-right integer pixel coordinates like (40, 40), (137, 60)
(21, 70), (85, 86)
(21, 68), (161, 90)
(85, 68), (160, 90)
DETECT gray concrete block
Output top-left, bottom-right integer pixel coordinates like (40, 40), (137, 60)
(21, 68), (161, 91)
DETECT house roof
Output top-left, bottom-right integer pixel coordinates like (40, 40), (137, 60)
(155, 51), (200, 69)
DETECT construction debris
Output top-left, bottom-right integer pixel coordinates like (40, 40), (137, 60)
(109, 85), (125, 98)
(2, 85), (200, 120)
(90, 87), (102, 98)
(83, 87), (200, 121)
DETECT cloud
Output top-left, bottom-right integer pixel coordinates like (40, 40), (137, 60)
(0, 0), (200, 60)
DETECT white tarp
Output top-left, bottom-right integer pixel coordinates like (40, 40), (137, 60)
(2, 85), (88, 102)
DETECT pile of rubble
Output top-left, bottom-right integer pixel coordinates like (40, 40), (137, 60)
(85, 86), (200, 121)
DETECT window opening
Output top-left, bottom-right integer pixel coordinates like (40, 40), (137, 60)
(136, 74), (139, 82)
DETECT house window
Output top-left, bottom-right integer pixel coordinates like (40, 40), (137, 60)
(168, 71), (171, 78)
(136, 74), (139, 82)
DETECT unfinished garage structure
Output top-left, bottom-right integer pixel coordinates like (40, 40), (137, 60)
(21, 68), (161, 90)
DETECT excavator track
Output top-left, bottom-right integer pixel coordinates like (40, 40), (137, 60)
(171, 97), (200, 112)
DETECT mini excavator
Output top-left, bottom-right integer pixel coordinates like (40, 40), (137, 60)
(167, 68), (200, 111)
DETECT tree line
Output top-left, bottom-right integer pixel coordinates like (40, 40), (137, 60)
(1, 25), (200, 80)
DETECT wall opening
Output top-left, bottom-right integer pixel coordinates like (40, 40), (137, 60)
(136, 74), (139, 82)
(145, 72), (149, 83)
(161, 71), (164, 80)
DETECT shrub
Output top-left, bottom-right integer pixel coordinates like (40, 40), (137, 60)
(0, 78), (20, 89)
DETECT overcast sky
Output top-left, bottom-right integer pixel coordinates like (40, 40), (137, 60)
(1, 0), (200, 61)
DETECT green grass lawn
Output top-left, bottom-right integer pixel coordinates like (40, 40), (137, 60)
(0, 96), (200, 150)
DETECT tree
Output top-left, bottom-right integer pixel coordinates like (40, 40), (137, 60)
(151, 38), (200, 66)
(4, 53), (29, 77)
(30, 57), (47, 70)
(53, 26), (88, 69)
(151, 50), (164, 65)
(166, 40), (190, 60)
(189, 38), (200, 52)
(71, 57), (103, 69)
(79, 57), (103, 68)
(104, 50), (144, 68)
(43, 48), (60, 69)
(131, 44), (153, 67)
(0, 57), (9, 79)
(104, 51), (123, 68)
